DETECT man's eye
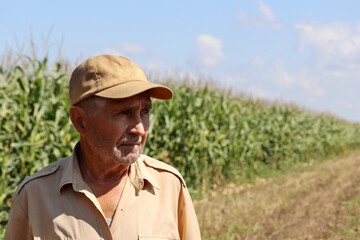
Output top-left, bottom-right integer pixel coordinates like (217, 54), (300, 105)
(142, 109), (151, 115)
(119, 110), (131, 116)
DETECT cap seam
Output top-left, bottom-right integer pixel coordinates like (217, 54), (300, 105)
(92, 58), (101, 89)
(94, 79), (148, 93)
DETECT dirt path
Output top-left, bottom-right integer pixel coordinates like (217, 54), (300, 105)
(195, 152), (360, 239)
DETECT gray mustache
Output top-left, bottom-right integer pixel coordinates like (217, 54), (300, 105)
(119, 135), (142, 145)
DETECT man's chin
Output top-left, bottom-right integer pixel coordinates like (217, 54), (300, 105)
(114, 151), (140, 165)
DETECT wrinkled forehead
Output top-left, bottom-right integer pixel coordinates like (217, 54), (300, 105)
(100, 92), (152, 110)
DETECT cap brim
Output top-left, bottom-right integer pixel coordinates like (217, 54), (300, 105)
(94, 81), (173, 100)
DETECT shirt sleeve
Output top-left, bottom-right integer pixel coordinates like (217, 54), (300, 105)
(4, 189), (33, 240)
(178, 185), (202, 240)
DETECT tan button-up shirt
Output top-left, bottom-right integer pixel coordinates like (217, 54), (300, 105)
(4, 146), (201, 240)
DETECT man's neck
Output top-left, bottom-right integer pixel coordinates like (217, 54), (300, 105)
(77, 141), (129, 192)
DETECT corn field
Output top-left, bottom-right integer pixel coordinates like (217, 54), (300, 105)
(1, 55), (360, 235)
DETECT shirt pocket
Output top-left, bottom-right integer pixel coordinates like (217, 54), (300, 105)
(138, 236), (180, 240)
(33, 237), (77, 240)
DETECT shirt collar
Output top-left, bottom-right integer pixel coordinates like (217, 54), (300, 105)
(129, 155), (160, 191)
(59, 143), (89, 194)
(59, 143), (160, 194)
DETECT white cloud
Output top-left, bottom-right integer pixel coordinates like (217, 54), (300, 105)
(257, 0), (275, 21)
(269, 22), (284, 30)
(104, 41), (147, 56)
(120, 42), (147, 54)
(323, 70), (346, 78)
(237, 1), (283, 30)
(251, 57), (266, 67)
(294, 68), (325, 96)
(144, 60), (168, 72)
(311, 88), (325, 96)
(300, 80), (324, 96)
(193, 34), (225, 68)
(103, 47), (122, 56)
(307, 97), (315, 103)
(272, 60), (295, 86)
(237, 8), (248, 26)
(223, 74), (247, 84)
(295, 22), (360, 74)
(254, 59), (326, 98)
(245, 86), (267, 99)
(296, 23), (352, 52)
(335, 100), (354, 110)
(290, 22), (360, 114)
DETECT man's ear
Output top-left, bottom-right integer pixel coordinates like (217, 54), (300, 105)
(70, 106), (87, 136)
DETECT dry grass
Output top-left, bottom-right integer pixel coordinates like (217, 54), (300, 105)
(195, 151), (360, 239)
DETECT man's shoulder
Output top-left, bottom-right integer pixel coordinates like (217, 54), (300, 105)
(140, 155), (186, 187)
(14, 157), (69, 196)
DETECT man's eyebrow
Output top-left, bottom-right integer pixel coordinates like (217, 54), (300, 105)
(143, 101), (152, 109)
(112, 101), (152, 112)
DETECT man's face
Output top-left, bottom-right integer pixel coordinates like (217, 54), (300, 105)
(84, 93), (152, 165)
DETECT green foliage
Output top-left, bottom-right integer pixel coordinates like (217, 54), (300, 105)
(0, 56), (78, 234)
(1, 55), (360, 234)
(144, 84), (360, 190)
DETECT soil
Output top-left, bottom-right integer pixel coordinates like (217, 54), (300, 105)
(195, 152), (360, 239)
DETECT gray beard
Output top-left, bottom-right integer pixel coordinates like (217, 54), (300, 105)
(94, 135), (143, 165)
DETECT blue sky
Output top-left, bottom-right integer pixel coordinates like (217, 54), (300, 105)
(1, 0), (360, 122)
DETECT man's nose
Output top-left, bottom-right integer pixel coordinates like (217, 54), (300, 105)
(128, 117), (146, 136)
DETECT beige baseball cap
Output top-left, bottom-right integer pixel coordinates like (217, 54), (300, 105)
(69, 55), (173, 105)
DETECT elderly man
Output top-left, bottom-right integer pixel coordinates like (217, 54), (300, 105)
(4, 55), (201, 239)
